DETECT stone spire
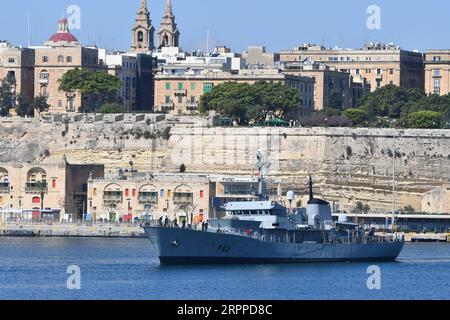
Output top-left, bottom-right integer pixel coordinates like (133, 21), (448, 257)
(165, 0), (172, 16)
(140, 0), (148, 10)
(158, 0), (180, 48)
(131, 0), (155, 53)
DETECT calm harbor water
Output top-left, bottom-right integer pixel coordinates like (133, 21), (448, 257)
(0, 237), (448, 300)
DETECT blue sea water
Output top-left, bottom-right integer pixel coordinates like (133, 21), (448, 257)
(0, 237), (448, 300)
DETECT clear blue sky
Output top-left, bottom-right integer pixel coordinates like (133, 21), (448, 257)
(1, 0), (449, 53)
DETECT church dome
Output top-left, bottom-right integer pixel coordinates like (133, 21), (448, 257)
(48, 18), (79, 43)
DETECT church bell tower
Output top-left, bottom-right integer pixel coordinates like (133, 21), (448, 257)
(131, 0), (155, 53)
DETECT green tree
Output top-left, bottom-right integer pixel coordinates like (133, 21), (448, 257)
(200, 81), (300, 124)
(342, 108), (368, 126)
(0, 76), (16, 117)
(99, 102), (123, 114)
(32, 96), (50, 114)
(58, 68), (122, 113)
(358, 85), (425, 119)
(326, 90), (343, 109)
(408, 110), (441, 129)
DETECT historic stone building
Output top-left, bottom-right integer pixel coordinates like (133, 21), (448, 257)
(0, 159), (104, 220)
(424, 49), (450, 95)
(154, 68), (315, 115)
(88, 172), (213, 223)
(282, 60), (359, 110)
(87, 170), (263, 222)
(157, 0), (180, 48)
(131, 0), (155, 53)
(0, 41), (35, 106)
(33, 18), (105, 113)
(280, 43), (424, 92)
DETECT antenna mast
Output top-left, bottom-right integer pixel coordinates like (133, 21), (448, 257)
(27, 12), (31, 47)
(392, 132), (396, 231)
(256, 151), (265, 200)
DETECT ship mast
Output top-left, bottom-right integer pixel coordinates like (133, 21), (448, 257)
(256, 151), (266, 201)
(392, 132), (397, 231)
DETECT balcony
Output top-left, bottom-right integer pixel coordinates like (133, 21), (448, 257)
(138, 194), (158, 205)
(161, 102), (174, 111)
(103, 193), (123, 204)
(0, 182), (10, 193)
(186, 102), (199, 111)
(25, 181), (48, 193)
(173, 193), (194, 205)
(174, 89), (187, 96)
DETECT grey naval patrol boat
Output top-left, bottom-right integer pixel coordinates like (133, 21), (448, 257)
(144, 153), (404, 265)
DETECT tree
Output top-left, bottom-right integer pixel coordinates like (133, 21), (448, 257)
(326, 90), (343, 109)
(342, 109), (368, 126)
(0, 76), (15, 117)
(200, 81), (300, 124)
(32, 96), (50, 114)
(99, 103), (123, 114)
(59, 68), (122, 113)
(15, 93), (33, 117)
(358, 85), (425, 119)
(408, 110), (441, 129)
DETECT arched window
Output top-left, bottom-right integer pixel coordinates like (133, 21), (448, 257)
(137, 31), (144, 42)
(173, 185), (194, 204)
(39, 70), (49, 81)
(42, 56), (49, 63)
(66, 56), (72, 63)
(104, 184), (123, 205)
(57, 55), (64, 63)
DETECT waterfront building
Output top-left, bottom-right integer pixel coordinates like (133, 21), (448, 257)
(154, 67), (315, 115)
(280, 43), (424, 92)
(87, 171), (264, 222)
(131, 0), (155, 53)
(33, 18), (106, 113)
(424, 49), (450, 95)
(242, 46), (280, 67)
(0, 41), (35, 108)
(87, 171), (212, 223)
(0, 159), (104, 220)
(157, 0), (180, 48)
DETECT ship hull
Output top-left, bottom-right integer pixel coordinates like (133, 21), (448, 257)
(144, 227), (404, 265)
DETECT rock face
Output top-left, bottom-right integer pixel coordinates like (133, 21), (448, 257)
(1, 116), (449, 213)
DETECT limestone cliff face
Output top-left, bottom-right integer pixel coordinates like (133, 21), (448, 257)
(1, 117), (449, 213)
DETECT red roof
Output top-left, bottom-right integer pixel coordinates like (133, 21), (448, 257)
(48, 32), (78, 43)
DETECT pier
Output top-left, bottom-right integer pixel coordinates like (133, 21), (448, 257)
(0, 222), (145, 238)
